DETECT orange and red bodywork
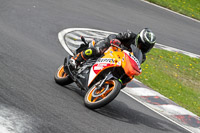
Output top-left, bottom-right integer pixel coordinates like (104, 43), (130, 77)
(88, 46), (142, 87)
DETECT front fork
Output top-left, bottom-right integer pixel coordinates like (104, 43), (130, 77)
(95, 71), (112, 90)
(95, 71), (121, 90)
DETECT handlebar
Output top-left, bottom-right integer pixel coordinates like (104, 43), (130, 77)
(81, 36), (88, 46)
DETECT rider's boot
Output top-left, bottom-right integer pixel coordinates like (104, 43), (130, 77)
(64, 52), (84, 69)
(64, 48), (95, 69)
(69, 58), (77, 68)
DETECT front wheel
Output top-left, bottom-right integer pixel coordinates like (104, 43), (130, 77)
(54, 65), (73, 86)
(84, 80), (121, 109)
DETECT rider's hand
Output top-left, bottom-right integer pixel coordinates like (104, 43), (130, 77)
(110, 39), (121, 48)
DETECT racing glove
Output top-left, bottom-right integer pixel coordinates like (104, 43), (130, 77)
(110, 39), (121, 48)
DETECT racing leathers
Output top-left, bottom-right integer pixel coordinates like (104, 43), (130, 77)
(70, 30), (146, 66)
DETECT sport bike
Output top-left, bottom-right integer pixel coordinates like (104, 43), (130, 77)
(54, 37), (142, 109)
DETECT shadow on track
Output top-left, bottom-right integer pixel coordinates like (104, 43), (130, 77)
(62, 83), (86, 97)
(94, 100), (188, 133)
(57, 84), (188, 133)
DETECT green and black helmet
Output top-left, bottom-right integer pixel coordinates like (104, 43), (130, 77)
(135, 28), (156, 53)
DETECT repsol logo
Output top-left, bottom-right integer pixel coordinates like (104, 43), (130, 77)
(97, 58), (115, 63)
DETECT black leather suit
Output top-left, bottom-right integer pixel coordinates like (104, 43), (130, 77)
(72, 30), (146, 64)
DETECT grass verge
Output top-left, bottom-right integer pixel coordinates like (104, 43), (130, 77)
(135, 48), (200, 116)
(147, 0), (200, 20)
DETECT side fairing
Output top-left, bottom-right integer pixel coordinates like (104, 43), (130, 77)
(88, 59), (115, 86)
(122, 50), (142, 77)
(88, 66), (97, 86)
(87, 47), (124, 86)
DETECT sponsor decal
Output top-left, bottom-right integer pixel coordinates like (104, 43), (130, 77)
(96, 58), (115, 63)
(93, 63), (114, 74)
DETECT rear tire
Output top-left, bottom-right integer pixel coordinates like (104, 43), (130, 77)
(84, 80), (121, 109)
(54, 65), (73, 86)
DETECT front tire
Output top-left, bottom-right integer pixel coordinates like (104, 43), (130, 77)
(54, 65), (73, 86)
(84, 80), (121, 109)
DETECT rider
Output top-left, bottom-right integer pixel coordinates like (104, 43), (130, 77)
(66, 28), (156, 68)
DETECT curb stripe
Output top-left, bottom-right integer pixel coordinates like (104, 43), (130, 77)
(74, 31), (92, 37)
(175, 115), (200, 128)
(121, 90), (193, 133)
(141, 96), (177, 105)
(123, 87), (165, 97)
(157, 105), (197, 116)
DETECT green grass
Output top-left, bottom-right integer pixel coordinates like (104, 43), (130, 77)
(147, 0), (200, 20)
(135, 48), (200, 116)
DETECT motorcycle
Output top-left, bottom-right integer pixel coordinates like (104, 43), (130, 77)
(54, 36), (142, 109)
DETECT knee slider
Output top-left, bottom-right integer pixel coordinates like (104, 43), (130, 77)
(84, 49), (93, 56)
(84, 48), (97, 57)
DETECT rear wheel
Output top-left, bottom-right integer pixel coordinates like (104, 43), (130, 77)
(54, 65), (73, 86)
(84, 80), (121, 109)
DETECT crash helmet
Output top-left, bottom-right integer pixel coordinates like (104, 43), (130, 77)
(135, 28), (156, 53)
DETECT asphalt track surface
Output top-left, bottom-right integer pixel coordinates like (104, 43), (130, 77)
(0, 0), (199, 133)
